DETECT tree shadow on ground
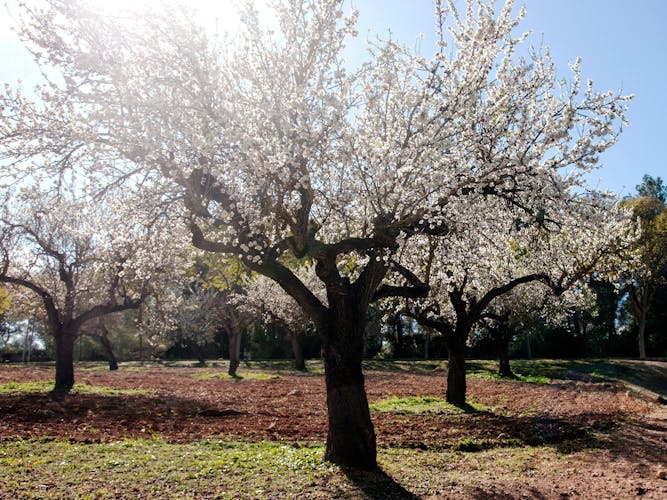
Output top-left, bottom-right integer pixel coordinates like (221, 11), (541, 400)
(375, 408), (627, 456)
(343, 467), (418, 499)
(0, 391), (251, 443)
(469, 485), (548, 500)
(362, 359), (443, 374)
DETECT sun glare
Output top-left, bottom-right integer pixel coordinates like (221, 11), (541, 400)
(86, 0), (245, 34)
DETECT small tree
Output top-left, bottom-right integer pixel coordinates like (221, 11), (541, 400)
(171, 285), (220, 366)
(400, 195), (634, 404)
(0, 187), (188, 391)
(622, 176), (667, 358)
(480, 282), (595, 377)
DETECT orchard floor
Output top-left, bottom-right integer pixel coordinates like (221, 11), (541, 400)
(0, 359), (665, 499)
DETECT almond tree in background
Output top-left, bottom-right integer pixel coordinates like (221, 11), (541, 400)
(241, 262), (324, 371)
(397, 194), (635, 404)
(0, 186), (190, 391)
(622, 175), (667, 358)
(0, 0), (631, 467)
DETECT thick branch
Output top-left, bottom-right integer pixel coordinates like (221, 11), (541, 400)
(189, 221), (241, 254)
(0, 274), (61, 332)
(72, 298), (142, 332)
(473, 273), (552, 320)
(251, 259), (327, 326)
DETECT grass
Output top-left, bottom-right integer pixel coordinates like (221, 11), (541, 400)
(0, 439), (334, 499)
(370, 395), (485, 414)
(1, 359), (663, 497)
(0, 381), (153, 396)
(0, 437), (604, 499)
(467, 368), (551, 385)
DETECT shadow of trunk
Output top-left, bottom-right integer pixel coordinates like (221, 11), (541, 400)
(344, 467), (418, 499)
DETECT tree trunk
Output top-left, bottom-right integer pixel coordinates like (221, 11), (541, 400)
(498, 337), (513, 377)
(638, 305), (648, 359)
(630, 283), (651, 360)
(54, 329), (76, 392)
(228, 330), (242, 376)
(194, 344), (207, 367)
(98, 334), (119, 371)
(290, 332), (306, 371)
(445, 335), (467, 405)
(525, 330), (532, 359)
(321, 319), (376, 470)
(394, 314), (404, 358)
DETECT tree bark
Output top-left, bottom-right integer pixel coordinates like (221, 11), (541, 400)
(498, 337), (513, 377)
(630, 283), (651, 360)
(54, 329), (76, 392)
(394, 314), (405, 358)
(321, 318), (376, 470)
(638, 304), (647, 360)
(290, 332), (306, 371)
(496, 325), (514, 378)
(97, 333), (119, 371)
(445, 334), (467, 405)
(228, 330), (242, 376)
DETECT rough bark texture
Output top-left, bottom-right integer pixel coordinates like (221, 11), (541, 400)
(321, 318), (377, 470)
(228, 330), (242, 376)
(638, 304), (648, 360)
(496, 325), (514, 378)
(498, 341), (513, 378)
(93, 330), (119, 371)
(54, 330), (75, 392)
(290, 333), (306, 371)
(445, 335), (467, 405)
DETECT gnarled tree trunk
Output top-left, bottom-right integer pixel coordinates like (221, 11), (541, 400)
(496, 324), (514, 378)
(228, 329), (242, 376)
(498, 337), (513, 377)
(91, 326), (119, 371)
(290, 331), (306, 371)
(321, 316), (376, 470)
(54, 329), (76, 392)
(445, 334), (467, 405)
(99, 334), (119, 371)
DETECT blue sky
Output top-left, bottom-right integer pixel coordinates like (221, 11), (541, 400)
(1, 0), (665, 197)
(350, 0), (667, 196)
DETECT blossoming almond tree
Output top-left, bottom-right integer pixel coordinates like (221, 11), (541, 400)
(0, 184), (190, 392)
(480, 280), (597, 378)
(241, 262), (324, 370)
(398, 194), (635, 404)
(0, 0), (630, 467)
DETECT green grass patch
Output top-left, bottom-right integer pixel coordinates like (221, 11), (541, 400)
(467, 369), (551, 385)
(370, 395), (484, 414)
(0, 439), (333, 499)
(0, 381), (153, 396)
(194, 371), (281, 381)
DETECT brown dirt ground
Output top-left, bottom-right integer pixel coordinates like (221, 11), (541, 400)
(0, 363), (666, 498)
